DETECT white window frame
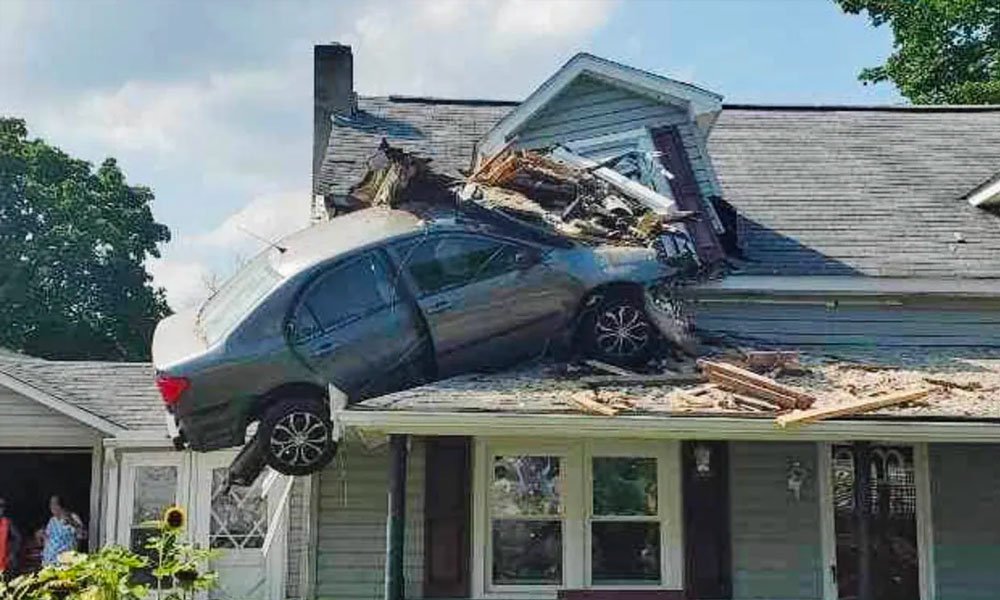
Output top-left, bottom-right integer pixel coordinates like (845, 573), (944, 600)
(472, 438), (682, 599)
(117, 452), (191, 547)
(817, 442), (935, 600)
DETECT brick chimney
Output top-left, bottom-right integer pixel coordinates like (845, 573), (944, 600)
(313, 43), (355, 196)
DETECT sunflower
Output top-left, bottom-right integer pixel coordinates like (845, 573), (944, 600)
(163, 505), (187, 531)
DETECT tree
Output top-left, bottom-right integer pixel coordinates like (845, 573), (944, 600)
(0, 118), (171, 361)
(836, 0), (1000, 104)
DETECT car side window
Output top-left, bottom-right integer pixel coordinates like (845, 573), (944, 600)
(296, 254), (394, 335)
(397, 235), (521, 296)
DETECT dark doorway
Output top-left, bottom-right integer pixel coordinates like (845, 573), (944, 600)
(0, 451), (92, 570)
(831, 444), (919, 600)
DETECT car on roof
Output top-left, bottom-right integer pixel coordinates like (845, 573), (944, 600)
(152, 207), (674, 477)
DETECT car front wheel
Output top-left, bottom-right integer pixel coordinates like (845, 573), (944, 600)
(581, 291), (656, 365)
(259, 398), (338, 476)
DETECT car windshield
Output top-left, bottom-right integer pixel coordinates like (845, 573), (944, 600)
(198, 250), (283, 344)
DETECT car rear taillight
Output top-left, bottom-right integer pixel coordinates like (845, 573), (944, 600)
(156, 374), (190, 407)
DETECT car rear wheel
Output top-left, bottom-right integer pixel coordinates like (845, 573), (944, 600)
(580, 290), (656, 365)
(259, 398), (338, 476)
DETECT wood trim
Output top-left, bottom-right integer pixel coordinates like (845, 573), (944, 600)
(914, 443), (936, 600)
(558, 590), (686, 600)
(692, 276), (1000, 298)
(817, 443), (837, 600)
(88, 442), (103, 552)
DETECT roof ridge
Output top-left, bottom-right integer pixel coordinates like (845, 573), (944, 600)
(376, 95), (520, 107)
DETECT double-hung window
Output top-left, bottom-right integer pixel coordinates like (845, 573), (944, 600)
(476, 440), (681, 597)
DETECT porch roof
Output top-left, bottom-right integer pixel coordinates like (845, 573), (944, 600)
(351, 346), (1000, 422)
(0, 355), (161, 432)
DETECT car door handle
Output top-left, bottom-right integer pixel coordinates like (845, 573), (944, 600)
(425, 299), (452, 315)
(310, 341), (338, 357)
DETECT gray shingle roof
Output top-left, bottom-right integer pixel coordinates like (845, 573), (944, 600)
(709, 106), (1000, 278)
(317, 98), (1000, 279)
(0, 356), (161, 431)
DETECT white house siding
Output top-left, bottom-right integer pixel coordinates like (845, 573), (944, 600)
(692, 299), (1000, 348)
(729, 441), (824, 600)
(515, 75), (689, 151)
(0, 386), (101, 447)
(930, 444), (1000, 599)
(314, 438), (425, 600)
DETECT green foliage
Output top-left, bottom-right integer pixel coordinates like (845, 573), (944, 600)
(0, 508), (216, 600)
(0, 117), (171, 360)
(836, 0), (1000, 104)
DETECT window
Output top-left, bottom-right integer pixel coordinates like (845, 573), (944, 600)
(397, 235), (521, 295)
(476, 441), (681, 596)
(200, 250), (283, 343)
(129, 465), (178, 585)
(297, 253), (394, 334)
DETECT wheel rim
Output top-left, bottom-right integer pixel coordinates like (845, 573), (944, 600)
(269, 411), (330, 468)
(594, 304), (650, 358)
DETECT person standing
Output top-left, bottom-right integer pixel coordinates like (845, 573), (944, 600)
(41, 495), (84, 566)
(0, 497), (22, 575)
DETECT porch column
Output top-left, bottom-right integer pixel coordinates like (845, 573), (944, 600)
(385, 434), (409, 600)
(853, 442), (873, 600)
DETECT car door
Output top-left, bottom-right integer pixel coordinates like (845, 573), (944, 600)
(394, 234), (578, 377)
(288, 250), (427, 399)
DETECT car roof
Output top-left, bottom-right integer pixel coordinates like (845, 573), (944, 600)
(272, 208), (426, 276)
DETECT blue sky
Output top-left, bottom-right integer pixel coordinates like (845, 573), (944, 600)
(0, 0), (900, 309)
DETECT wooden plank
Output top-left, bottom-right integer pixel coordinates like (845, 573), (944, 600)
(705, 370), (801, 410)
(923, 377), (981, 391)
(580, 373), (707, 387)
(566, 391), (617, 416)
(699, 360), (816, 408)
(731, 394), (782, 412)
(775, 388), (932, 428)
(582, 359), (636, 377)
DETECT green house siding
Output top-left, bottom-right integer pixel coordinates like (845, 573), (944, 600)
(314, 438), (426, 600)
(931, 444), (1000, 599)
(730, 441), (823, 600)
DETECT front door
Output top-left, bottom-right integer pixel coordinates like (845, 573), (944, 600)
(192, 451), (286, 600)
(827, 443), (925, 600)
(394, 234), (577, 377)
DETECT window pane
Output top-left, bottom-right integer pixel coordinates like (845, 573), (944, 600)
(305, 255), (391, 329)
(200, 251), (283, 343)
(403, 236), (512, 295)
(591, 522), (660, 584)
(492, 521), (561, 585)
(593, 457), (657, 516)
(132, 466), (177, 525)
(492, 456), (560, 517)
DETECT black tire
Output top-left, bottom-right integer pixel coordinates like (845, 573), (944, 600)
(258, 397), (338, 476)
(580, 290), (656, 365)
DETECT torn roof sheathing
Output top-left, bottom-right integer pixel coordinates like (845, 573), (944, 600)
(355, 347), (1000, 421)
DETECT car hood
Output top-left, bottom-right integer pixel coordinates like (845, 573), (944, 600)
(152, 307), (209, 373)
(549, 245), (676, 288)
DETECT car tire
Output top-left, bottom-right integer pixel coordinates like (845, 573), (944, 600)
(259, 397), (338, 476)
(580, 290), (656, 366)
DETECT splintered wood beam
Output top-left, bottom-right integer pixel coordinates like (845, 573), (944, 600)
(579, 373), (707, 387)
(699, 360), (816, 408)
(567, 391), (618, 416)
(775, 387), (932, 428)
(583, 359), (637, 377)
(703, 370), (801, 410)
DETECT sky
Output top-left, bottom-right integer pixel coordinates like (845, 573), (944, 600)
(0, 0), (902, 310)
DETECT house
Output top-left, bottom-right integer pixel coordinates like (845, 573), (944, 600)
(307, 44), (1000, 600)
(0, 354), (310, 600)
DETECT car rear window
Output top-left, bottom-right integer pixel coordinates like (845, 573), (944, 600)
(198, 251), (283, 344)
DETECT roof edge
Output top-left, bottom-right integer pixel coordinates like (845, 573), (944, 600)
(0, 369), (125, 435)
(722, 103), (1000, 113)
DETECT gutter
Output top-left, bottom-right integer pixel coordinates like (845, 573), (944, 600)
(338, 409), (1000, 443)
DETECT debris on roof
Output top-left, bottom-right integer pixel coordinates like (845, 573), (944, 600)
(340, 140), (708, 270)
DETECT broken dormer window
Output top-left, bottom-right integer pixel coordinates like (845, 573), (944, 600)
(710, 196), (742, 259)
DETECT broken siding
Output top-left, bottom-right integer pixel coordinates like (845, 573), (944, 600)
(730, 442), (823, 600)
(930, 444), (1000, 599)
(515, 75), (689, 150)
(0, 386), (101, 446)
(693, 300), (1000, 347)
(314, 439), (425, 600)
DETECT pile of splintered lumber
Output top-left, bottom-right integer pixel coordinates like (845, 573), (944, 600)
(563, 350), (935, 426)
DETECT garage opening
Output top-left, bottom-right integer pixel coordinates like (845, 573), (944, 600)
(0, 451), (92, 573)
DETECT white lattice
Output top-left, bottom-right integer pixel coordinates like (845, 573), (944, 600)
(209, 468), (268, 549)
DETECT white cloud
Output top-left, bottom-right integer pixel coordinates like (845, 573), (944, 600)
(192, 188), (312, 251)
(147, 257), (213, 311)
